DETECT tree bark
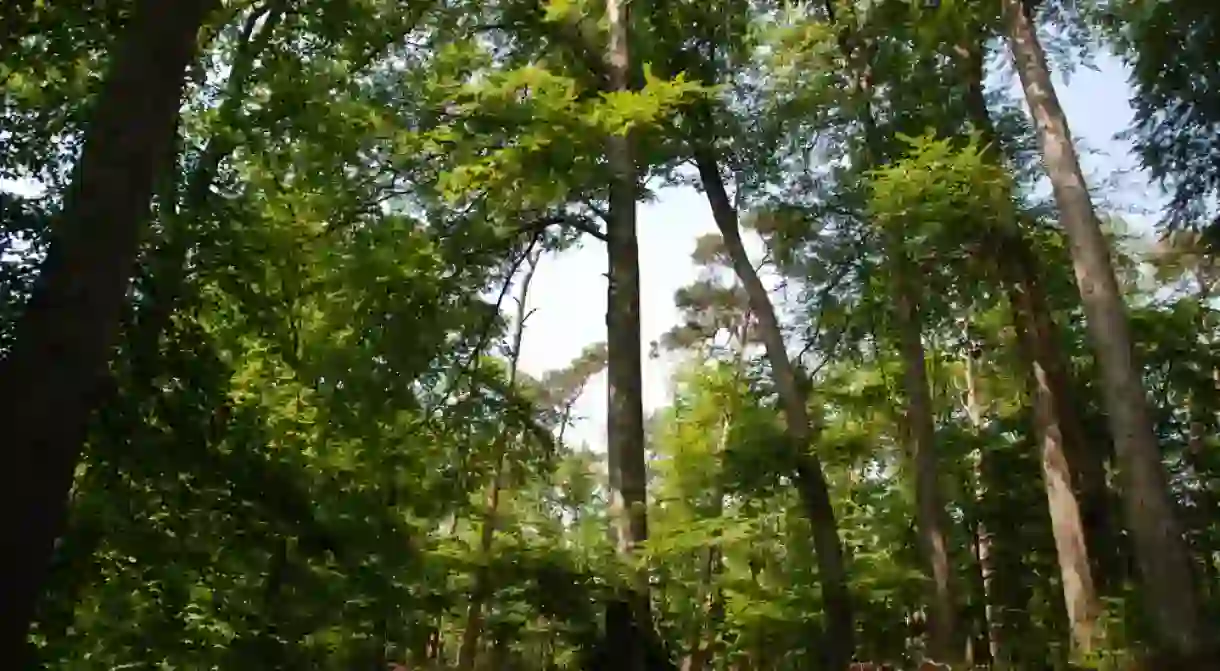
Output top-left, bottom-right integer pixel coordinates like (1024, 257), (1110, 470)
(1007, 244), (1119, 587)
(604, 0), (651, 667)
(1009, 284), (1103, 657)
(694, 147), (854, 671)
(139, 0), (286, 352)
(0, 0), (214, 661)
(956, 34), (1118, 591)
(954, 33), (1111, 656)
(1002, 0), (1210, 658)
(891, 251), (961, 664)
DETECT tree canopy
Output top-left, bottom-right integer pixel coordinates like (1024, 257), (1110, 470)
(1, 0), (1218, 669)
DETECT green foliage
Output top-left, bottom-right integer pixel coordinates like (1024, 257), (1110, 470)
(1111, 0), (1220, 235)
(3, 0), (1219, 668)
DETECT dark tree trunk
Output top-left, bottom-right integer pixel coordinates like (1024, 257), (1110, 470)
(604, 0), (651, 668)
(0, 0), (214, 661)
(458, 247), (540, 670)
(891, 251), (961, 664)
(694, 147), (854, 671)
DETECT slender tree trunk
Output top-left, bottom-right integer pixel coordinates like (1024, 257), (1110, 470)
(139, 0), (285, 350)
(682, 409), (732, 671)
(891, 251), (960, 664)
(1007, 243), (1119, 588)
(694, 147), (854, 671)
(961, 346), (1001, 668)
(0, 0), (214, 660)
(969, 514), (1000, 667)
(1002, 0), (1210, 658)
(457, 248), (541, 670)
(604, 0), (650, 667)
(682, 546), (718, 671)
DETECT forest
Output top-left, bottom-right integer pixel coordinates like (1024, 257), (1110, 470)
(1, 0), (1218, 669)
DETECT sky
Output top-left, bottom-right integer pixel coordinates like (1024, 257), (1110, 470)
(515, 49), (1163, 453)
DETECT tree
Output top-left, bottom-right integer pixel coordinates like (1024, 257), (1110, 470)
(457, 244), (544, 670)
(602, 0), (654, 668)
(1002, 0), (1211, 660)
(0, 0), (216, 659)
(953, 21), (1106, 657)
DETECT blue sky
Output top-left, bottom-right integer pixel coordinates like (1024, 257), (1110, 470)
(518, 49), (1164, 453)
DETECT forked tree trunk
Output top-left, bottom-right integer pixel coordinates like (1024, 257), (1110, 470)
(956, 36), (1114, 583)
(604, 0), (651, 667)
(956, 30), (1108, 658)
(0, 0), (215, 661)
(891, 251), (960, 664)
(694, 146), (854, 671)
(1002, 0), (1210, 659)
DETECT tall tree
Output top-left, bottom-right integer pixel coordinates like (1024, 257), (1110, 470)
(0, 0), (215, 659)
(891, 248), (962, 665)
(954, 27), (1105, 657)
(604, 0), (652, 667)
(1001, 0), (1210, 660)
(457, 244), (543, 670)
(693, 149), (855, 671)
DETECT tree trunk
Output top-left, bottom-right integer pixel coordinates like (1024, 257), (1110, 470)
(604, 0), (651, 667)
(1006, 242), (1119, 588)
(961, 351), (1002, 667)
(1009, 284), (1103, 658)
(1002, 0), (1211, 658)
(457, 247), (542, 670)
(955, 33), (1110, 656)
(970, 508), (1001, 667)
(694, 147), (854, 671)
(955, 36), (1116, 590)
(139, 0), (285, 351)
(891, 251), (960, 664)
(0, 0), (214, 661)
